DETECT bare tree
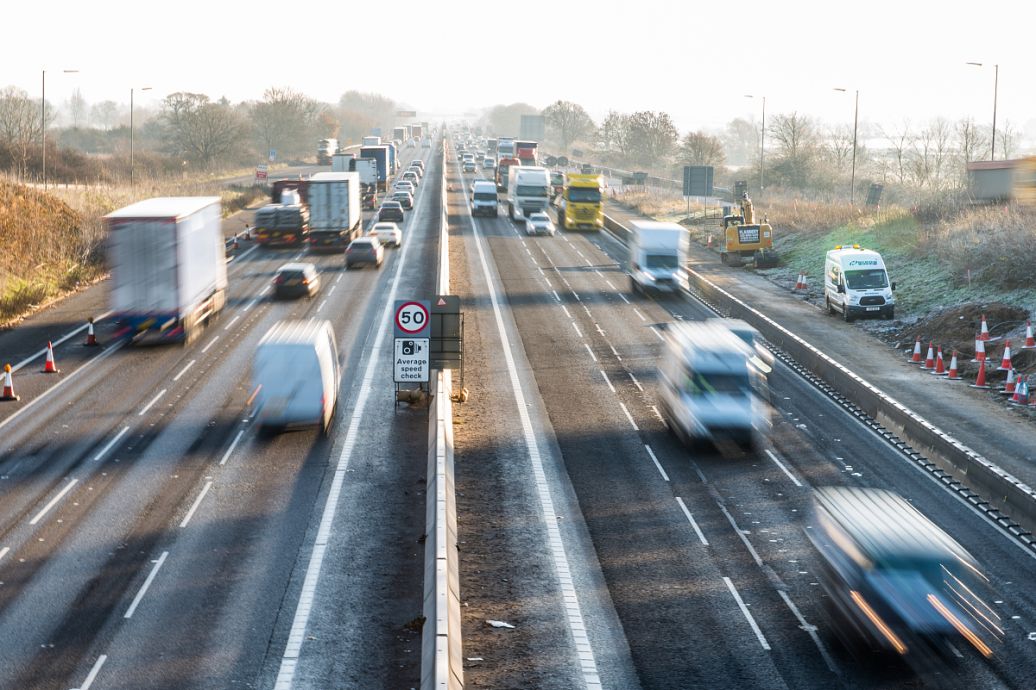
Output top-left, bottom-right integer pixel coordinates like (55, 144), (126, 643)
(481, 102), (539, 138)
(598, 110), (634, 160)
(338, 90), (397, 138)
(66, 88), (87, 129)
(0, 86), (42, 176)
(722, 118), (758, 167)
(677, 131), (726, 167)
(542, 100), (595, 153)
(160, 92), (247, 167)
(909, 125), (934, 187)
(881, 120), (912, 184)
(998, 120), (1017, 160)
(822, 124), (854, 173)
(91, 100), (119, 131)
(955, 117), (986, 164)
(624, 110), (678, 168)
(250, 87), (322, 161)
(768, 112), (819, 188)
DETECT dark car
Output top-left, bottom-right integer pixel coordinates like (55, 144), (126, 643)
(378, 201), (405, 223)
(345, 237), (384, 269)
(390, 190), (414, 210)
(272, 262), (320, 299)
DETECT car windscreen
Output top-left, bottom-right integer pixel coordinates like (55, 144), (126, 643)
(682, 369), (750, 396)
(567, 188), (601, 203)
(645, 253), (678, 269)
(474, 192), (497, 201)
(516, 185), (549, 197)
(844, 268), (889, 289)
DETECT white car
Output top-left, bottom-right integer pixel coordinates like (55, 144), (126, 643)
(482, 157), (496, 170)
(394, 180), (417, 196)
(370, 221), (402, 247)
(525, 212), (555, 236)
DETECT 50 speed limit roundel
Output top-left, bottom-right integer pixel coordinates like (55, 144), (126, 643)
(394, 300), (430, 337)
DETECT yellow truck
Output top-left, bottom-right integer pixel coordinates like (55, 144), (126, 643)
(557, 173), (604, 231)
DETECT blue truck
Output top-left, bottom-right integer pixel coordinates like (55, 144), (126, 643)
(359, 145), (391, 192)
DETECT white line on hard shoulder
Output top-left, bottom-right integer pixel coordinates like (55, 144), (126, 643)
(582, 304), (592, 317)
(765, 449), (803, 487)
(619, 401), (639, 430)
(93, 426), (129, 462)
(28, 476), (78, 524)
(200, 336), (220, 354)
(138, 388), (167, 416)
(675, 497), (708, 543)
(124, 551), (169, 619)
(572, 322), (583, 338)
(180, 480), (213, 528)
(646, 445), (670, 482)
(73, 653), (108, 690)
(584, 343), (598, 362)
(628, 372), (643, 391)
(172, 359), (196, 382)
(219, 430), (245, 466)
(716, 501), (763, 567)
(723, 576), (771, 651)
(600, 369), (616, 393)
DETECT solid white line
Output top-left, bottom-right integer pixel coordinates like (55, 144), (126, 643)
(717, 502), (763, 567)
(619, 402), (639, 430)
(74, 653), (108, 690)
(633, 308), (646, 322)
(628, 372), (644, 391)
(29, 478), (78, 525)
(200, 336), (220, 353)
(180, 481), (213, 528)
(651, 405), (664, 423)
(219, 430), (245, 466)
(618, 293), (630, 304)
(223, 314), (241, 331)
(124, 551), (169, 619)
(600, 369), (616, 393)
(172, 359), (196, 382)
(777, 589), (838, 673)
(138, 388), (167, 416)
(765, 450), (803, 487)
(572, 322), (583, 338)
(723, 576), (771, 650)
(11, 310), (113, 373)
(234, 243), (260, 263)
(275, 149), (430, 689)
(675, 497), (707, 544)
(561, 305), (572, 319)
(93, 426), (129, 462)
(0, 546), (9, 563)
(646, 445), (670, 482)
(584, 343), (598, 362)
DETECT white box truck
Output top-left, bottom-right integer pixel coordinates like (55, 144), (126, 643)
(362, 135), (382, 146)
(331, 152), (355, 172)
(106, 197), (227, 345)
(307, 172), (362, 251)
(506, 165), (551, 222)
(628, 220), (688, 294)
(823, 245), (896, 321)
(471, 179), (499, 217)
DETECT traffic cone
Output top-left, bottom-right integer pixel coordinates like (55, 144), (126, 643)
(930, 347), (946, 376)
(946, 351), (962, 380)
(1, 364), (17, 401)
(84, 317), (99, 347)
(978, 314), (990, 341)
(910, 336), (922, 363)
(1000, 368), (1017, 395)
(794, 273), (807, 290)
(42, 341), (59, 374)
(971, 335), (986, 364)
(997, 340), (1013, 372)
(920, 342), (936, 370)
(969, 360), (990, 389)
(1010, 380), (1028, 405)
(1022, 320), (1035, 349)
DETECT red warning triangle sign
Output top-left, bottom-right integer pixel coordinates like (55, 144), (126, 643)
(437, 297), (447, 306)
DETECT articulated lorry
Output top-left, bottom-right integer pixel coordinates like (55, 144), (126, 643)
(506, 166), (551, 222)
(515, 140), (538, 166)
(106, 197), (228, 345)
(360, 145), (391, 191)
(496, 156), (520, 192)
(558, 173), (604, 230)
(307, 172), (362, 251)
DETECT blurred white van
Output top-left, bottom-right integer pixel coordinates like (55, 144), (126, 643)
(252, 320), (340, 433)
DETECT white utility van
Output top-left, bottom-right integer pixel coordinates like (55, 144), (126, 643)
(252, 320), (340, 433)
(628, 220), (688, 294)
(470, 179), (499, 217)
(823, 245), (896, 321)
(657, 321), (771, 450)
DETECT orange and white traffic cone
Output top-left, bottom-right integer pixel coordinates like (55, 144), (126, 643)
(910, 336), (922, 363)
(945, 351), (962, 380)
(997, 340), (1013, 372)
(1, 364), (18, 401)
(794, 273), (807, 290)
(1001, 368), (1016, 395)
(930, 347), (946, 376)
(84, 317), (99, 347)
(971, 335), (986, 364)
(977, 314), (990, 341)
(1022, 320), (1036, 349)
(920, 342), (936, 370)
(970, 360), (990, 389)
(1011, 379), (1028, 405)
(42, 341), (59, 374)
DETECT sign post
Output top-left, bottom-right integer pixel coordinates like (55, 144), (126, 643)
(255, 163), (268, 183)
(393, 300), (431, 386)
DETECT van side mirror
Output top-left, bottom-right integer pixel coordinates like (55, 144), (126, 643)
(891, 282), (897, 291)
(836, 284), (845, 294)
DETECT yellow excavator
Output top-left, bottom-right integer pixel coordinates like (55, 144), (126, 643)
(720, 193), (779, 268)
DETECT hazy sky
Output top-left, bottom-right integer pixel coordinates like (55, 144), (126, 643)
(6, 0), (1035, 140)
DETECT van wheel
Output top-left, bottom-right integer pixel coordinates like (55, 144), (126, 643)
(843, 307), (854, 323)
(826, 297), (835, 315)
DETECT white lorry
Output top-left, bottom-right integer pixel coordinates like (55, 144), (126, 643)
(470, 179), (499, 217)
(823, 245), (896, 321)
(362, 135), (382, 146)
(506, 166), (551, 222)
(627, 220), (688, 294)
(307, 172), (362, 251)
(106, 197), (228, 345)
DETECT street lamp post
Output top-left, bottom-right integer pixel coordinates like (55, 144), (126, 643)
(834, 88), (859, 206)
(744, 94), (765, 198)
(130, 86), (152, 187)
(966, 62), (998, 160)
(41, 68), (79, 191)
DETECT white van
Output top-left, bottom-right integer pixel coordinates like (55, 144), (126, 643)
(657, 321), (771, 450)
(252, 320), (340, 433)
(470, 179), (499, 217)
(823, 245), (896, 321)
(628, 220), (688, 294)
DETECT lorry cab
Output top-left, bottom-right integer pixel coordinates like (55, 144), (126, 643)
(628, 220), (688, 294)
(824, 245), (895, 321)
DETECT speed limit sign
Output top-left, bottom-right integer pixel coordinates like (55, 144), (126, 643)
(394, 300), (431, 338)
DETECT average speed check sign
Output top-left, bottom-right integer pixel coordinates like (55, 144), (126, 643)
(394, 300), (431, 338)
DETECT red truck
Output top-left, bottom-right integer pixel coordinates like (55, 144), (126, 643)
(496, 157), (520, 193)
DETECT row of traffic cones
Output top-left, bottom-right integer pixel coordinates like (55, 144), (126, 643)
(2, 318), (102, 402)
(974, 313), (1036, 346)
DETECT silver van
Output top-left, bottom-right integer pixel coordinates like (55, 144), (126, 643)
(252, 320), (340, 433)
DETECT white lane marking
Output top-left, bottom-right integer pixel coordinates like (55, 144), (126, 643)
(552, 290), (561, 302)
(777, 589), (838, 673)
(243, 297), (260, 313)
(219, 430), (246, 466)
(73, 653), (108, 690)
(604, 280), (616, 290)
(93, 426), (129, 462)
(172, 359), (196, 382)
(124, 551), (169, 619)
(259, 285), (272, 296)
(275, 149), (429, 689)
(595, 324), (606, 337)
(610, 345), (621, 360)
(200, 336), (220, 354)
(138, 388), (167, 416)
(561, 305), (572, 318)
(582, 305), (592, 317)
(571, 291), (581, 302)
(646, 445), (670, 482)
(317, 299), (328, 311)
(234, 243), (260, 263)
(716, 502), (763, 567)
(223, 314), (241, 331)
(327, 285), (337, 297)
(29, 478), (78, 525)
(584, 343), (598, 362)
(675, 497), (708, 544)
(628, 373), (644, 392)
(468, 200), (603, 687)
(765, 450), (803, 487)
(10, 310), (113, 373)
(619, 402), (639, 430)
(572, 322), (583, 338)
(180, 481), (213, 528)
(633, 308), (646, 322)
(0, 546), (9, 563)
(335, 275), (343, 284)
(650, 326), (665, 342)
(723, 576), (771, 651)
(618, 293), (630, 304)
(651, 405), (664, 423)
(600, 369), (616, 393)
